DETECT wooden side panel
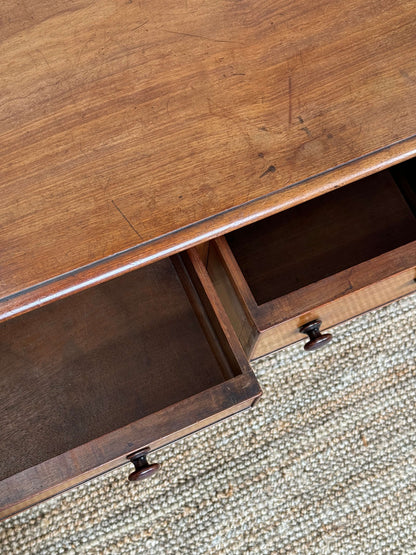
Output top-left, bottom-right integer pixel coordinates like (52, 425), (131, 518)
(207, 242), (258, 356)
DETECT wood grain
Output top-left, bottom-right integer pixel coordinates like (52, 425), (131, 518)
(0, 258), (223, 480)
(1, 0), (416, 319)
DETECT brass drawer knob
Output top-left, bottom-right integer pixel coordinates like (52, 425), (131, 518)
(127, 449), (160, 482)
(299, 319), (332, 351)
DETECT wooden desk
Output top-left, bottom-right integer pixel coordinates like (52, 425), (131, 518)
(1, 0), (416, 319)
(1, 0), (415, 518)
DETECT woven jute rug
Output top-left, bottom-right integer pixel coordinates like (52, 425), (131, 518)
(1, 294), (416, 554)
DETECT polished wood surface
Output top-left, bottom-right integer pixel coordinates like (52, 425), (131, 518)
(1, 0), (415, 520)
(1, 0), (416, 320)
(0, 254), (261, 519)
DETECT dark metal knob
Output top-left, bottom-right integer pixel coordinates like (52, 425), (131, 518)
(127, 449), (160, 482)
(299, 319), (332, 351)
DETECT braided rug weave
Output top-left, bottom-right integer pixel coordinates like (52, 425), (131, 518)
(1, 293), (416, 554)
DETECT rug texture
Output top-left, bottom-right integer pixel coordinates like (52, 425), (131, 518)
(1, 294), (416, 554)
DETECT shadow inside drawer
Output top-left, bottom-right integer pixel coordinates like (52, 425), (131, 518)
(0, 258), (235, 480)
(227, 166), (416, 305)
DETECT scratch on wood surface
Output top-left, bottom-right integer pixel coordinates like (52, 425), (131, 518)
(111, 200), (143, 240)
(300, 126), (312, 137)
(163, 30), (241, 45)
(288, 75), (292, 124)
(132, 20), (149, 31)
(36, 48), (53, 71)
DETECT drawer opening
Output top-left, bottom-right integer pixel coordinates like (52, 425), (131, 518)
(225, 163), (416, 305)
(390, 157), (416, 219)
(0, 257), (242, 482)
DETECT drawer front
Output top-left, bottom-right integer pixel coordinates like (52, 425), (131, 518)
(252, 267), (416, 358)
(0, 254), (261, 520)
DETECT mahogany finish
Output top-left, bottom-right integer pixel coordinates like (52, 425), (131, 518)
(1, 1), (416, 320)
(250, 262), (416, 359)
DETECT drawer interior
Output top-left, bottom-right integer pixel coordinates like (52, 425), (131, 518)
(226, 162), (416, 305)
(0, 257), (241, 482)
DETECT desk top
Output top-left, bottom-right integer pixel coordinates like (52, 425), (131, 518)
(1, 0), (416, 320)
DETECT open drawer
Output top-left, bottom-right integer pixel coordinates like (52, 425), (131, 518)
(205, 159), (416, 359)
(0, 253), (261, 519)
